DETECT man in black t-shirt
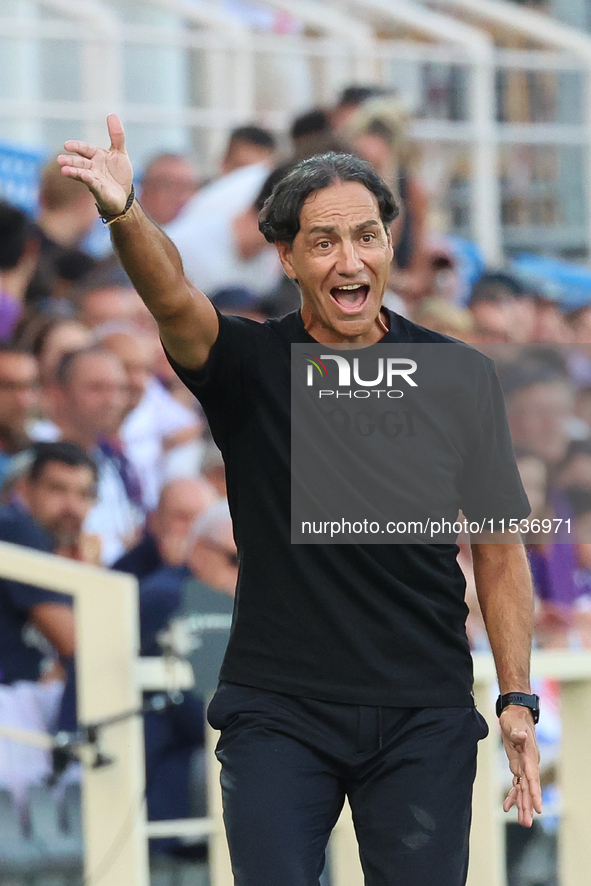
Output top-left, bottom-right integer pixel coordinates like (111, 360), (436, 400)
(61, 118), (541, 886)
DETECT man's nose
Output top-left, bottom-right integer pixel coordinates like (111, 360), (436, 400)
(335, 240), (364, 276)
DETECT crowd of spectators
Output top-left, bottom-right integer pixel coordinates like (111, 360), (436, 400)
(1, 82), (590, 863)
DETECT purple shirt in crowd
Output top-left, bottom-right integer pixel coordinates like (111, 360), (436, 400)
(0, 291), (23, 342)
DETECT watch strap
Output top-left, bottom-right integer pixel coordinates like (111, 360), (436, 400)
(496, 692), (540, 724)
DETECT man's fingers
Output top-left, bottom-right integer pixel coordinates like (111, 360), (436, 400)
(59, 166), (96, 189)
(505, 781), (532, 827)
(107, 113), (125, 152)
(504, 774), (540, 827)
(57, 154), (92, 170)
(63, 140), (96, 160)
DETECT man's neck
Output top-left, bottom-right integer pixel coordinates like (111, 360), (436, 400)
(301, 307), (390, 345)
(53, 421), (95, 453)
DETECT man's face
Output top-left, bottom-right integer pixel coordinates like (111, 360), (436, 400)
(81, 287), (136, 328)
(139, 157), (199, 226)
(64, 353), (127, 439)
(276, 180), (393, 343)
(222, 140), (274, 175)
(0, 353), (39, 436)
(155, 480), (216, 540)
(23, 461), (96, 547)
(188, 523), (238, 597)
(102, 333), (152, 412)
(469, 293), (517, 343)
(508, 381), (574, 465)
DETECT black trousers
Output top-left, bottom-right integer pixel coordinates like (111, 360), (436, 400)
(207, 682), (489, 886)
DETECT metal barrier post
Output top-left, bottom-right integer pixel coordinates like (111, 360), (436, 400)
(75, 567), (149, 886)
(207, 722), (234, 886)
(469, 676), (506, 886)
(0, 541), (149, 886)
(559, 672), (591, 885)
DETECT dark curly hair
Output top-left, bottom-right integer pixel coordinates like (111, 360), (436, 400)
(258, 152), (399, 245)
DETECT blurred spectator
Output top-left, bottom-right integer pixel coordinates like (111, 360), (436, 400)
(289, 108), (350, 162)
(514, 451), (578, 647)
(565, 303), (591, 344)
(414, 297), (476, 341)
(468, 272), (537, 343)
(211, 286), (268, 322)
(0, 346), (39, 489)
(114, 477), (217, 580)
(258, 280), (301, 319)
(140, 500), (237, 657)
(574, 385), (591, 433)
(220, 125), (276, 175)
(342, 96), (432, 305)
(26, 158), (97, 304)
(34, 347), (144, 564)
(516, 453), (549, 530)
(139, 153), (201, 226)
(139, 500), (236, 844)
(0, 202), (40, 341)
(290, 108), (332, 153)
(165, 158), (270, 258)
(555, 439), (591, 494)
(76, 283), (138, 329)
(533, 297), (571, 344)
(166, 164), (285, 298)
(99, 326), (203, 510)
(32, 317), (92, 386)
(0, 442), (96, 804)
(504, 362), (574, 467)
(330, 84), (393, 130)
(200, 441), (226, 499)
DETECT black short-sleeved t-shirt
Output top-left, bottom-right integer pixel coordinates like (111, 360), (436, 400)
(167, 308), (529, 707)
(0, 503), (71, 685)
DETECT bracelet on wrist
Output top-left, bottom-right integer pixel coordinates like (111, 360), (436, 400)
(96, 184), (135, 226)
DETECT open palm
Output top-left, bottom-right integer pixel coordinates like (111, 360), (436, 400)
(57, 114), (133, 216)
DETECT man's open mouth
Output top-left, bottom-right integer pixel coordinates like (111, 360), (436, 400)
(330, 284), (370, 313)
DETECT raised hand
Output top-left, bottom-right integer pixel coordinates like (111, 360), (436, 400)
(57, 114), (133, 216)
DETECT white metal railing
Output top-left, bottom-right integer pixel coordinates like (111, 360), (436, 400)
(0, 540), (191, 886)
(3, 0), (591, 259)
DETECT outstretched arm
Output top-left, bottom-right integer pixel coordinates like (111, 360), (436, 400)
(58, 114), (218, 370)
(471, 541), (542, 828)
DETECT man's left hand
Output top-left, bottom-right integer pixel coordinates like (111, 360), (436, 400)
(500, 705), (542, 827)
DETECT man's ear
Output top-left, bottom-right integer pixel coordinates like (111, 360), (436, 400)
(275, 241), (297, 280)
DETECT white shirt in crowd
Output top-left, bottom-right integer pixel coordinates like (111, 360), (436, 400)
(120, 377), (203, 511)
(165, 162), (282, 298)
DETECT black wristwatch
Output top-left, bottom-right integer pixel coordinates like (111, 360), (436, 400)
(496, 692), (540, 724)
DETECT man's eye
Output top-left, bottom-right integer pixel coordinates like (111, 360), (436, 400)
(316, 240), (331, 249)
(361, 233), (375, 243)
